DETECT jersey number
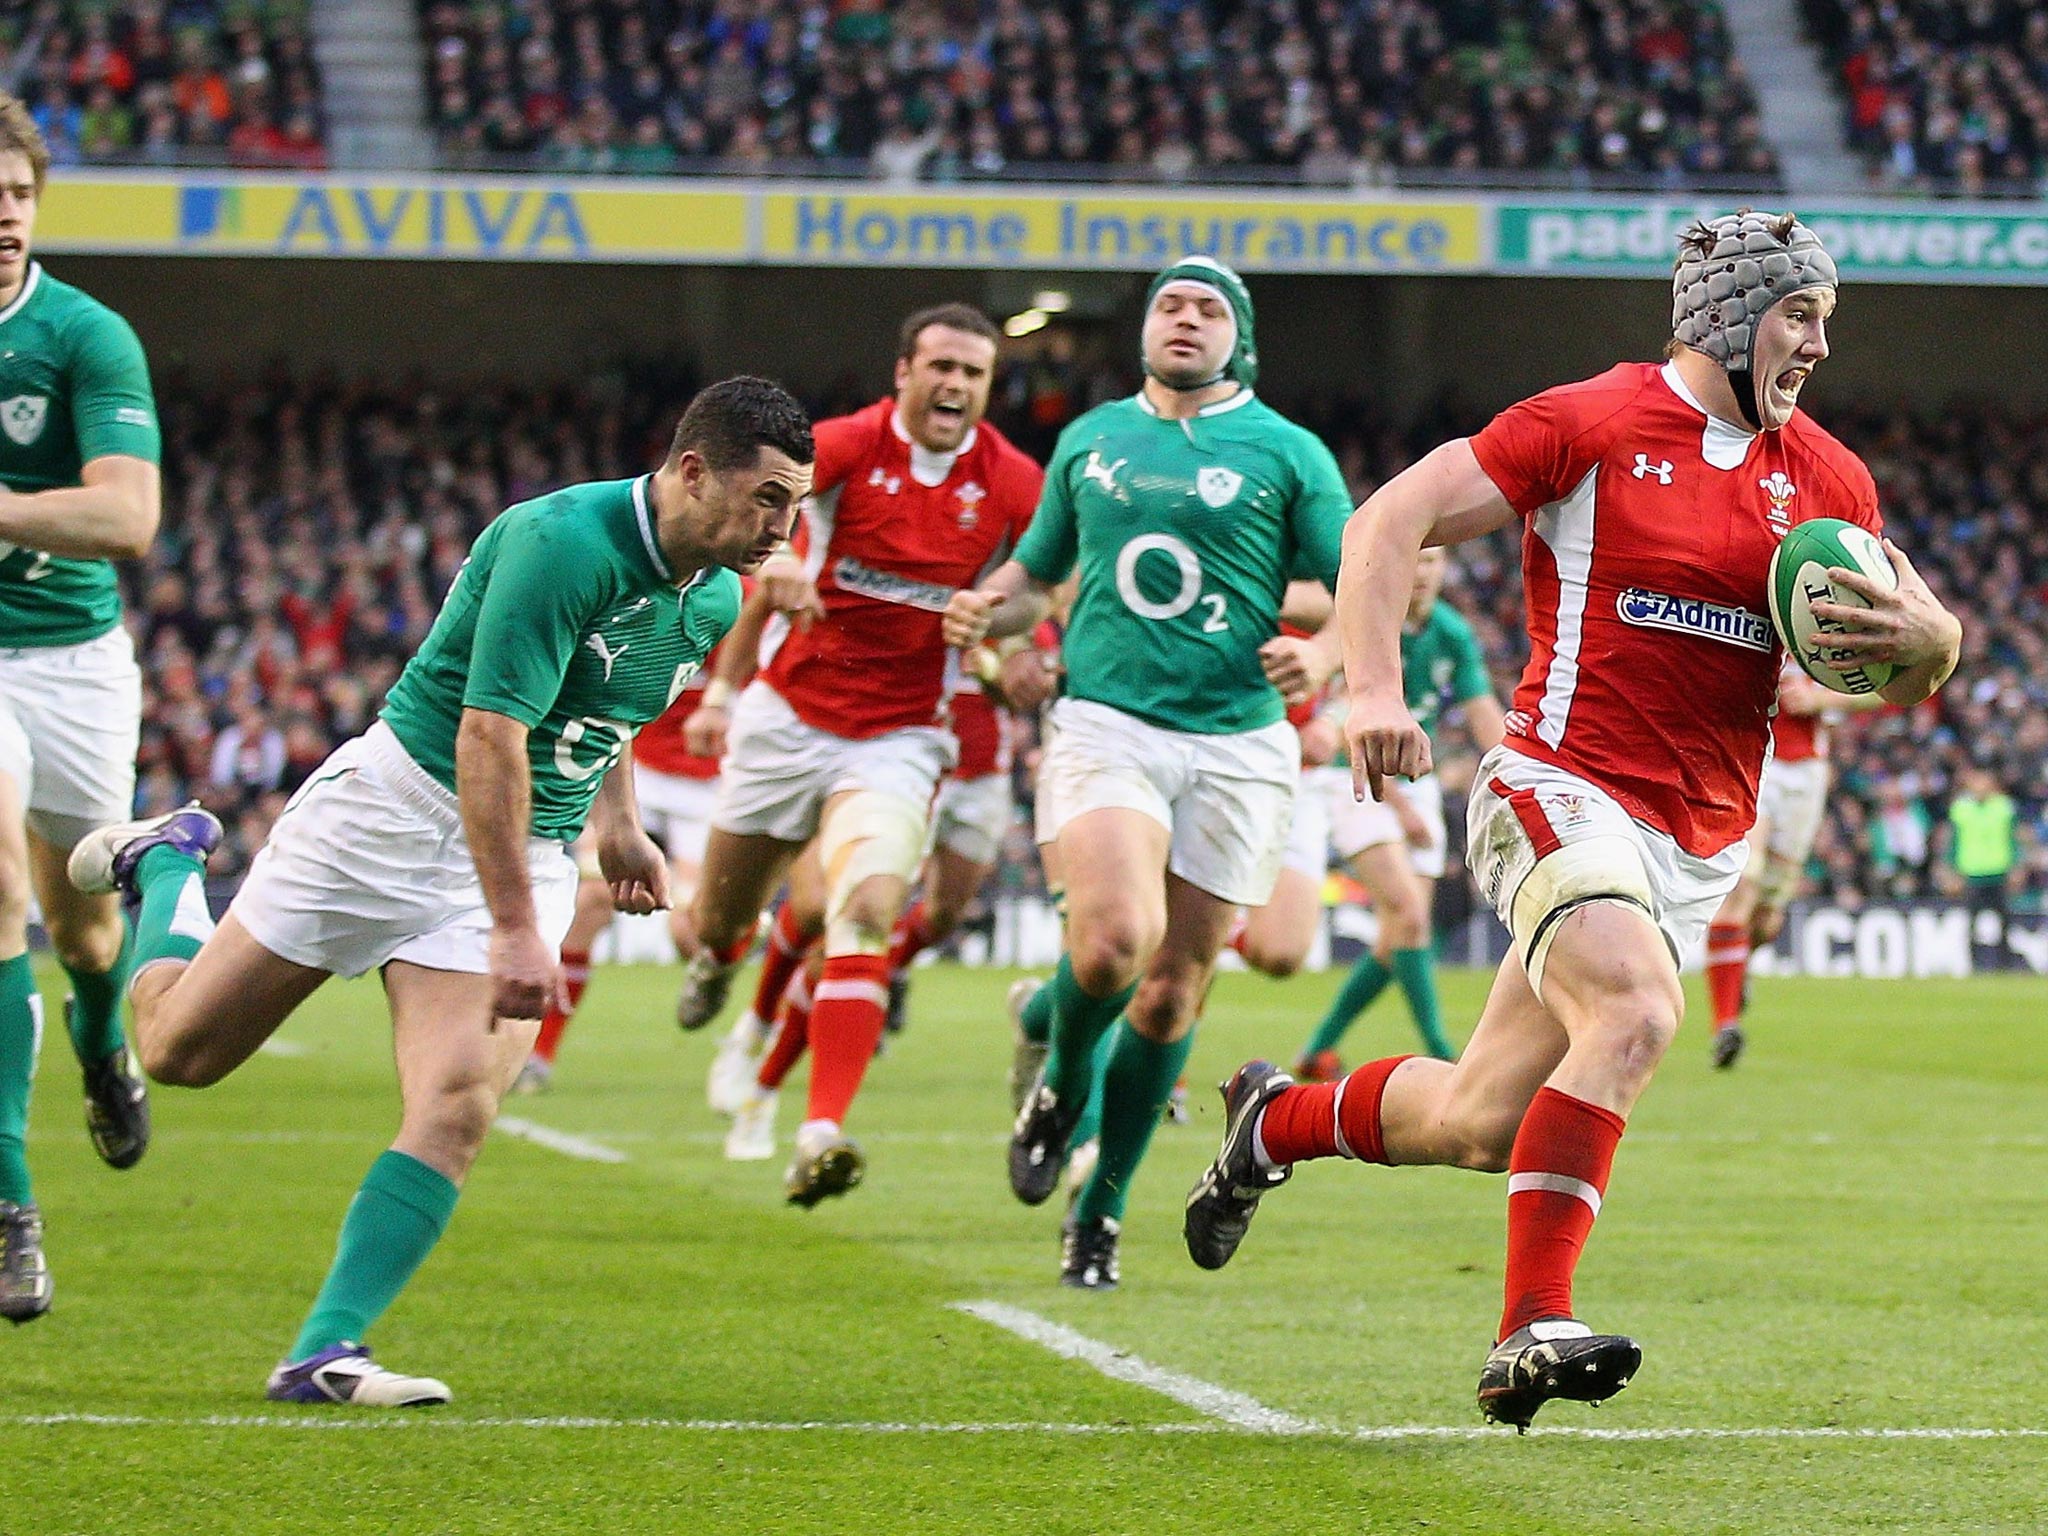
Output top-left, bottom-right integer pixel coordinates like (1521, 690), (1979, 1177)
(554, 717), (631, 783)
(1114, 534), (1229, 633)
(0, 542), (52, 581)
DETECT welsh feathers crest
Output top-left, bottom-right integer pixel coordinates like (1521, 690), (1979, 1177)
(1759, 471), (1796, 522)
(1, 395), (47, 446)
(1195, 466), (1243, 508)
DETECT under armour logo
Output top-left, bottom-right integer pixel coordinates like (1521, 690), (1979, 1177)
(867, 466), (902, 495)
(585, 632), (629, 681)
(1631, 454), (1673, 484)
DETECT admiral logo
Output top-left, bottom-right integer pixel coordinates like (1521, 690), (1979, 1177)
(1615, 588), (1772, 651)
(833, 555), (954, 613)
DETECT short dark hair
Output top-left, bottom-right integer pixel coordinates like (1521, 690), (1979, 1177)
(0, 94), (50, 194)
(668, 376), (813, 472)
(897, 302), (1000, 363)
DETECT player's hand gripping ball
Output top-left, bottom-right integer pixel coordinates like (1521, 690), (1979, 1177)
(1768, 518), (1900, 696)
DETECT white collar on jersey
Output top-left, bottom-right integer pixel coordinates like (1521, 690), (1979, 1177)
(1659, 361), (1756, 472)
(1134, 385), (1256, 420)
(0, 261), (42, 327)
(891, 407), (975, 488)
(632, 474), (676, 583)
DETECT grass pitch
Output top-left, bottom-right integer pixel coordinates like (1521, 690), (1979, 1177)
(5, 960), (2047, 1534)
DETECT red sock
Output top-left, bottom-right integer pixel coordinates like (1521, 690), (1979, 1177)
(710, 918), (760, 968)
(1225, 910), (1249, 957)
(1257, 1055), (1412, 1165)
(532, 1006), (569, 1064)
(561, 947), (591, 1012)
(805, 952), (891, 1125)
(747, 904), (815, 1024)
(1500, 1086), (1626, 1340)
(757, 970), (814, 1091)
(1705, 921), (1748, 1029)
(886, 900), (931, 975)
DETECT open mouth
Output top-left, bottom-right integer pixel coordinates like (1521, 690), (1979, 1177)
(0, 236), (22, 261)
(1774, 367), (1808, 396)
(930, 400), (965, 423)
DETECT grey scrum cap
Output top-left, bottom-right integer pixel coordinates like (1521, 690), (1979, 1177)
(1671, 210), (1837, 373)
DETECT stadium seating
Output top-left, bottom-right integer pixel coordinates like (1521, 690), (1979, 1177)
(1804, 0), (2048, 195)
(417, 0), (1780, 188)
(126, 366), (2035, 911)
(8, 1), (324, 168)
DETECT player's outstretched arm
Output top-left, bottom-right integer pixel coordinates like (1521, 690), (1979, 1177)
(943, 559), (1049, 648)
(455, 707), (564, 1023)
(1337, 439), (1515, 801)
(589, 759), (669, 915)
(1808, 539), (1961, 707)
(0, 453), (159, 559)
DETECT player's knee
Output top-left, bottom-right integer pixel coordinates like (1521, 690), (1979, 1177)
(1580, 986), (1682, 1079)
(1451, 1133), (1513, 1175)
(1069, 922), (1150, 996)
(412, 1079), (499, 1164)
(137, 1024), (230, 1089)
(1241, 933), (1308, 979)
(47, 910), (125, 976)
(1127, 975), (1199, 1042)
(0, 882), (27, 950)
(1380, 899), (1429, 951)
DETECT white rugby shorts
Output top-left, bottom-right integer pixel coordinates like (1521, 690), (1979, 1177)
(1034, 698), (1299, 908)
(232, 722), (578, 980)
(0, 627), (141, 848)
(1758, 755), (1829, 869)
(1326, 768), (1448, 879)
(932, 772), (1013, 867)
(1466, 744), (1744, 974)
(713, 680), (953, 844)
(1279, 767), (1334, 882)
(634, 762), (720, 868)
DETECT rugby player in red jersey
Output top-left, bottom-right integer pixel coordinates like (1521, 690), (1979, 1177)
(679, 303), (1043, 1205)
(1186, 211), (1962, 1427)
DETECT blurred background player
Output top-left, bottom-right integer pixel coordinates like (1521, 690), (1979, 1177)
(1703, 658), (1880, 1068)
(1190, 211), (1961, 1428)
(515, 633), (738, 1093)
(1294, 546), (1504, 1075)
(0, 97), (162, 1323)
(679, 302), (1042, 1206)
(69, 378), (809, 1405)
(948, 256), (1352, 1289)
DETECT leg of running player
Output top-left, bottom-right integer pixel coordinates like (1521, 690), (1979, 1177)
(1062, 872), (1234, 1286)
(1235, 866), (1320, 979)
(0, 770), (47, 1320)
(25, 830), (146, 1168)
(726, 948), (823, 1162)
(784, 789), (925, 1204)
(883, 839), (993, 1033)
(1298, 840), (1447, 1071)
(1705, 815), (1771, 1068)
(712, 843), (824, 1118)
(678, 827), (802, 1029)
(270, 961), (534, 1403)
(518, 875), (613, 1092)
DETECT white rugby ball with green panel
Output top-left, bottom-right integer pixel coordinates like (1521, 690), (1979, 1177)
(1767, 517), (1898, 696)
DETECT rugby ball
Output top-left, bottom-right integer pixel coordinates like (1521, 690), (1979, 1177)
(1767, 518), (1898, 696)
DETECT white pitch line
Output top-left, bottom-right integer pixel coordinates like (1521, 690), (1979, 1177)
(493, 1116), (629, 1165)
(12, 1413), (2045, 1443)
(953, 1300), (1323, 1436)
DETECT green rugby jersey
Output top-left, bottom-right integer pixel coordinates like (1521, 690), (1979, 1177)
(1015, 390), (1351, 734)
(0, 263), (161, 648)
(1402, 600), (1493, 747)
(381, 475), (740, 841)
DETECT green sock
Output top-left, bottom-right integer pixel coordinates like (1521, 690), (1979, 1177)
(1068, 1021), (1122, 1150)
(1040, 955), (1138, 1108)
(0, 955), (41, 1204)
(1074, 1025), (1195, 1225)
(62, 920), (131, 1065)
(1020, 977), (1054, 1047)
(133, 844), (213, 971)
(1303, 951), (1394, 1059)
(1391, 947), (1453, 1059)
(290, 1150), (460, 1361)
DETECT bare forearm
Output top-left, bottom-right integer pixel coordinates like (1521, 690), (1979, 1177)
(456, 710), (539, 931)
(588, 755), (641, 846)
(983, 561), (1052, 639)
(0, 482), (158, 560)
(1337, 495), (1431, 700)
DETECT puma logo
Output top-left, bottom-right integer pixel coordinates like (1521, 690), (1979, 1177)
(1082, 451), (1127, 494)
(585, 632), (629, 681)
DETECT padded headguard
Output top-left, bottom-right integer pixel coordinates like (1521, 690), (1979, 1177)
(1144, 256), (1258, 390)
(1671, 209), (1837, 376)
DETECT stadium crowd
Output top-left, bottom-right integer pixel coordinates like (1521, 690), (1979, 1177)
(2, 0), (323, 167)
(1806, 0), (2048, 195)
(420, 0), (1780, 188)
(121, 359), (2040, 920)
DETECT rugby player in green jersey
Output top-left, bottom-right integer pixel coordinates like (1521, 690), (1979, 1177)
(1294, 546), (1505, 1071)
(0, 98), (163, 1323)
(68, 379), (812, 1403)
(946, 258), (1352, 1287)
